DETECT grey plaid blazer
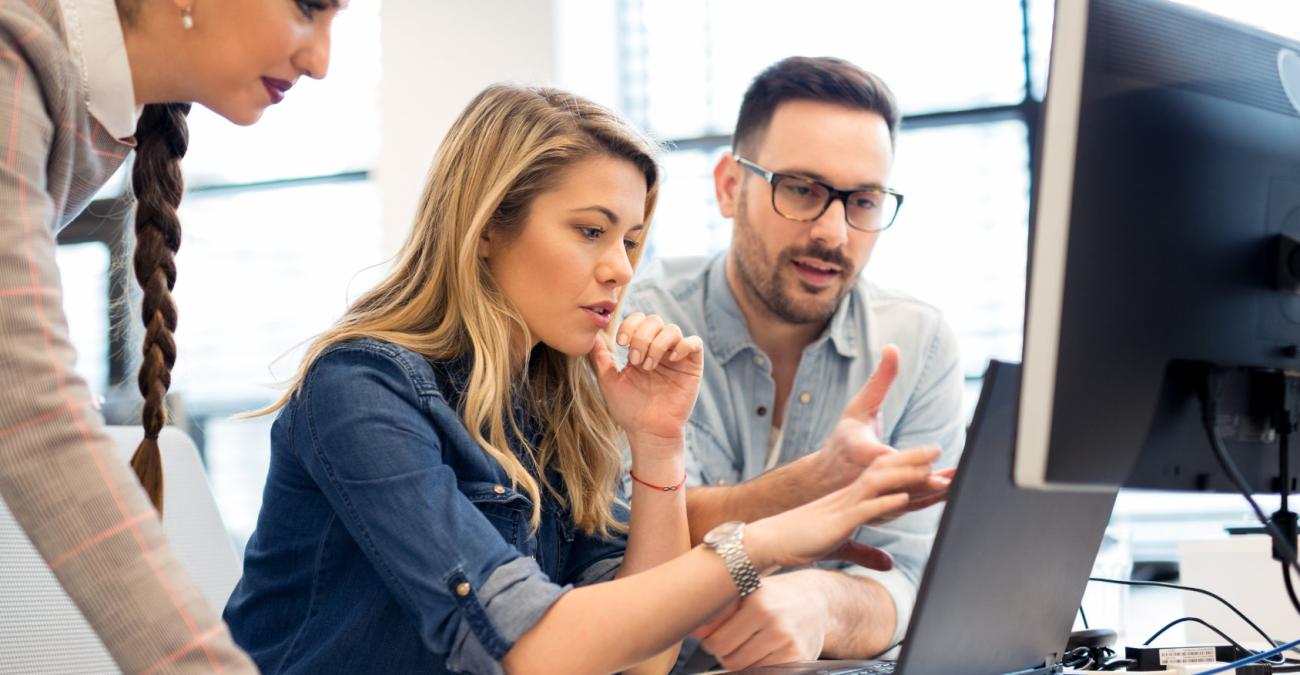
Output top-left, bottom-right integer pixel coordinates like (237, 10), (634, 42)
(0, 1), (256, 672)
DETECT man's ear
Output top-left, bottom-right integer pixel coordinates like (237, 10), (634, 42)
(714, 152), (742, 219)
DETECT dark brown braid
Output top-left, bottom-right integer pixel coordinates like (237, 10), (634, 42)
(129, 102), (191, 517)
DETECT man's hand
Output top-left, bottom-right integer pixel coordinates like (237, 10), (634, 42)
(682, 346), (952, 548)
(808, 345), (951, 512)
(693, 572), (829, 670)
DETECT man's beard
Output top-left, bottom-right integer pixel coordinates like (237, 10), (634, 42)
(731, 197), (855, 326)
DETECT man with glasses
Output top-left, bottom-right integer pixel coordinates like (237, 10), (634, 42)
(618, 56), (963, 671)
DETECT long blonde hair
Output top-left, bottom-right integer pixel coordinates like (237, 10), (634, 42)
(263, 85), (660, 536)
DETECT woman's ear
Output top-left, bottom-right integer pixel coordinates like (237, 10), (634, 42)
(477, 230), (492, 259)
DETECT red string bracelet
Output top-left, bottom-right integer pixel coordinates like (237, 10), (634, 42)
(629, 470), (687, 492)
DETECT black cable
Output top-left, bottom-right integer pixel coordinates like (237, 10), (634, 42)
(1088, 576), (1287, 654)
(1146, 616), (1248, 648)
(1286, 560), (1300, 624)
(1200, 371), (1300, 586)
(1282, 427), (1300, 620)
(1101, 659), (1135, 671)
(1282, 427), (1290, 518)
(1208, 453), (1300, 623)
(1061, 647), (1092, 670)
(1143, 616), (1285, 666)
(1079, 605), (1089, 630)
(1062, 645), (1126, 671)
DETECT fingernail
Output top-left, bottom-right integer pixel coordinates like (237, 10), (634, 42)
(643, 358), (655, 370)
(617, 333), (629, 346)
(629, 349), (642, 365)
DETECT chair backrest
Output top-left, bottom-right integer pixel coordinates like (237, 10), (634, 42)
(0, 426), (241, 674)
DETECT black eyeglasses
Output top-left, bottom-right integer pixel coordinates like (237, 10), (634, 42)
(735, 156), (903, 233)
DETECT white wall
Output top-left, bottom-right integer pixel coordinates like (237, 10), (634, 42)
(377, 0), (560, 258)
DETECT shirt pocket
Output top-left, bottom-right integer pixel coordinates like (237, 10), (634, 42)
(458, 480), (534, 553)
(686, 419), (740, 486)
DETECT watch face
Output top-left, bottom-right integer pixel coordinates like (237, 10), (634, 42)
(704, 520), (743, 546)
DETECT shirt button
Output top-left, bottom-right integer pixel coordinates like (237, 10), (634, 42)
(455, 582), (471, 597)
(715, 479), (728, 486)
(799, 392), (812, 404)
(756, 406), (768, 417)
(492, 484), (506, 495)
(753, 355), (765, 366)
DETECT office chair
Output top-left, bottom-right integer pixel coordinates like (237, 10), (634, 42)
(0, 426), (241, 674)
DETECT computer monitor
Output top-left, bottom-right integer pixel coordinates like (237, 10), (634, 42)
(1015, 0), (1300, 494)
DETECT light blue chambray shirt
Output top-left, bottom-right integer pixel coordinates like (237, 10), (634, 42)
(620, 252), (965, 660)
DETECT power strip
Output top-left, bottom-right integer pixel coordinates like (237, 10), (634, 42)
(1126, 645), (1253, 671)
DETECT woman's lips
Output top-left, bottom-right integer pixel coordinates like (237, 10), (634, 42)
(261, 77), (292, 104)
(581, 306), (613, 328)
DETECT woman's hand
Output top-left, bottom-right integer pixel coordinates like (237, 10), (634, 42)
(588, 313), (704, 450)
(743, 447), (941, 571)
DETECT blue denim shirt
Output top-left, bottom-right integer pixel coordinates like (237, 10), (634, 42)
(224, 339), (627, 674)
(621, 253), (964, 658)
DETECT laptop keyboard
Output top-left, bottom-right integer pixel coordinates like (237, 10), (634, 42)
(802, 664), (895, 675)
(736, 660), (896, 674)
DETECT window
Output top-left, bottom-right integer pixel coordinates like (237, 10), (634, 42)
(558, 1), (1293, 591)
(61, 1), (384, 548)
(560, 0), (1037, 416)
(55, 243), (111, 399)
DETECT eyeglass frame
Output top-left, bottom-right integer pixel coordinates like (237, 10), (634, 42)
(734, 155), (904, 233)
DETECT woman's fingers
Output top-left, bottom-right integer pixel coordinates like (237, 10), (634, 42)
(616, 312), (644, 349)
(616, 313), (703, 372)
(641, 322), (683, 371)
(668, 334), (704, 363)
(852, 491), (911, 525)
(904, 490), (949, 512)
(623, 314), (664, 367)
(586, 332), (617, 383)
(865, 463), (934, 493)
(859, 447), (939, 476)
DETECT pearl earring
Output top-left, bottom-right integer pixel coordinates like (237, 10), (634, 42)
(181, 8), (194, 30)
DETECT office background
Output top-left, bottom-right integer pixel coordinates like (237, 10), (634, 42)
(56, 0), (1296, 567)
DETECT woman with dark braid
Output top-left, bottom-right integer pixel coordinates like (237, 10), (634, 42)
(0, 0), (343, 672)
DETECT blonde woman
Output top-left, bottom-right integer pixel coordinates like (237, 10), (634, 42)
(223, 84), (938, 675)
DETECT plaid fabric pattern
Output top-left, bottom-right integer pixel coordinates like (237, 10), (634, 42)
(0, 1), (255, 672)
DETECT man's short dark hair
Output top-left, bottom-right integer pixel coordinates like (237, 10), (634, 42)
(732, 56), (900, 156)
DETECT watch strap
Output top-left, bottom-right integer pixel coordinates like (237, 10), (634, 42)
(711, 528), (761, 597)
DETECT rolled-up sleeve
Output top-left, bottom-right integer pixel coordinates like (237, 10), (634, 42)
(446, 557), (568, 674)
(297, 346), (569, 671)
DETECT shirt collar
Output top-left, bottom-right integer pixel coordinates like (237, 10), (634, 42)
(703, 253), (859, 364)
(58, 0), (139, 140)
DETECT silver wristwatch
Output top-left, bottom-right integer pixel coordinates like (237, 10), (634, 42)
(702, 520), (761, 597)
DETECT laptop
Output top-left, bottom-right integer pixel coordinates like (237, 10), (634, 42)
(735, 360), (1119, 675)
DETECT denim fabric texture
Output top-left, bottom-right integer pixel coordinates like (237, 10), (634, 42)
(621, 253), (965, 669)
(224, 338), (627, 674)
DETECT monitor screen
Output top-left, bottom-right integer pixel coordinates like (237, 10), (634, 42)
(1015, 0), (1300, 493)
